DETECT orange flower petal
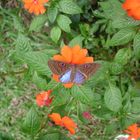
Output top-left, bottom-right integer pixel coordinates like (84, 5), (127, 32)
(48, 113), (62, 126)
(53, 55), (66, 62)
(83, 57), (94, 63)
(72, 48), (88, 64)
(122, 0), (140, 20)
(72, 45), (81, 54)
(62, 116), (77, 134)
(47, 90), (52, 96)
(124, 123), (140, 139)
(63, 83), (73, 88)
(61, 46), (72, 63)
(122, 0), (140, 10)
(52, 74), (60, 82)
(36, 90), (53, 107)
(130, 7), (140, 20)
(22, 0), (48, 15)
(49, 113), (77, 135)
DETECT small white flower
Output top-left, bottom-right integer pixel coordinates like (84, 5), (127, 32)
(114, 134), (129, 140)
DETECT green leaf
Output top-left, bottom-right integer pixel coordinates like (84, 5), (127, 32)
(71, 85), (94, 103)
(15, 34), (32, 53)
(131, 97), (140, 113)
(114, 48), (132, 65)
(104, 84), (122, 112)
(0, 132), (14, 140)
(38, 133), (60, 140)
(13, 16), (24, 32)
(47, 5), (58, 23)
(32, 72), (47, 89)
(69, 35), (84, 47)
(112, 16), (140, 29)
(110, 62), (124, 75)
(133, 32), (140, 59)
(23, 51), (51, 76)
(29, 15), (47, 32)
(50, 26), (61, 43)
(52, 89), (71, 106)
(105, 123), (118, 135)
(14, 34), (32, 62)
(59, 0), (82, 15)
(99, 0), (125, 19)
(46, 79), (61, 90)
(108, 28), (136, 46)
(38, 133), (71, 140)
(79, 24), (89, 37)
(22, 107), (41, 135)
(57, 14), (72, 33)
(41, 49), (59, 56)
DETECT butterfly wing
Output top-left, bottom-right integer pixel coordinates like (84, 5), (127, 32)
(60, 70), (72, 83)
(78, 63), (100, 78)
(48, 60), (71, 75)
(48, 60), (100, 84)
(73, 71), (86, 84)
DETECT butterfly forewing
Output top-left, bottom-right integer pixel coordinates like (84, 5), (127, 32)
(48, 60), (71, 75)
(73, 71), (86, 84)
(78, 63), (100, 78)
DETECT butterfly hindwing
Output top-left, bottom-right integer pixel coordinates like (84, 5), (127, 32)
(78, 63), (100, 78)
(60, 70), (72, 83)
(48, 60), (71, 75)
(73, 71), (86, 84)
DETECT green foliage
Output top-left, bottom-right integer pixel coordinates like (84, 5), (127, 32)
(23, 51), (51, 76)
(71, 85), (94, 104)
(133, 32), (140, 59)
(22, 107), (41, 135)
(50, 26), (61, 43)
(104, 84), (122, 112)
(32, 72), (47, 89)
(69, 35), (84, 47)
(29, 15), (48, 32)
(108, 28), (136, 46)
(115, 48), (132, 64)
(38, 133), (60, 140)
(0, 0), (140, 139)
(0, 132), (14, 140)
(47, 5), (58, 23)
(38, 133), (71, 140)
(59, 0), (82, 15)
(57, 14), (72, 33)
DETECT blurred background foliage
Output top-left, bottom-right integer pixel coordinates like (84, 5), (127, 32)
(0, 0), (140, 139)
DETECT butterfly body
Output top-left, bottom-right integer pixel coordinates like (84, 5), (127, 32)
(48, 60), (100, 84)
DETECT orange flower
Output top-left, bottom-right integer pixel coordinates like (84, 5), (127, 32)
(48, 113), (62, 126)
(22, 0), (49, 15)
(52, 45), (94, 88)
(122, 0), (140, 20)
(48, 113), (77, 134)
(124, 123), (140, 140)
(36, 90), (53, 107)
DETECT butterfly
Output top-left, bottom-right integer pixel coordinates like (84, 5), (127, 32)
(48, 60), (100, 84)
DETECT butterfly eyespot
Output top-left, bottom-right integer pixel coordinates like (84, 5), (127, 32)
(59, 62), (66, 67)
(84, 64), (90, 68)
